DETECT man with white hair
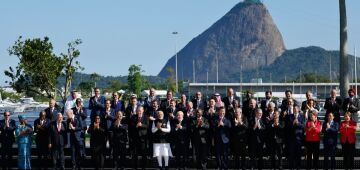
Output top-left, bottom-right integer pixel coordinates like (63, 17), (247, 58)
(66, 109), (84, 170)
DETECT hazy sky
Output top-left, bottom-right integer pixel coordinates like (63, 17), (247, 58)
(0, 0), (359, 85)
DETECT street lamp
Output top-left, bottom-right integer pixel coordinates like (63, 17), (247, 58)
(172, 31), (179, 93)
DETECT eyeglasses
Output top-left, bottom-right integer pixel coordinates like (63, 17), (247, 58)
(4, 115), (10, 117)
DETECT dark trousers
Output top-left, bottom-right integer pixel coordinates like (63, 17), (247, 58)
(106, 131), (113, 157)
(233, 143), (247, 170)
(92, 145), (105, 170)
(51, 146), (65, 170)
(249, 142), (263, 170)
(215, 142), (229, 170)
(36, 142), (50, 169)
(342, 141), (355, 170)
(1, 142), (13, 169)
(270, 142), (283, 169)
(288, 140), (302, 170)
(113, 142), (127, 169)
(323, 143), (336, 170)
(306, 141), (319, 170)
(133, 142), (147, 170)
(175, 142), (188, 169)
(195, 143), (208, 170)
(71, 140), (84, 168)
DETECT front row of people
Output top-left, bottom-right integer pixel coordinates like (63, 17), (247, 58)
(0, 107), (357, 170)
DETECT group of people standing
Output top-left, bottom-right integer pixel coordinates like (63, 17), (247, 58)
(0, 87), (359, 170)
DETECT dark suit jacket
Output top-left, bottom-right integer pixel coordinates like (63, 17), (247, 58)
(280, 98), (298, 112)
(130, 115), (149, 143)
(88, 95), (106, 121)
(223, 96), (240, 116)
(324, 97), (342, 121)
(34, 118), (50, 144)
(45, 107), (61, 122)
(322, 121), (339, 146)
(111, 122), (128, 144)
(249, 118), (266, 144)
(144, 96), (159, 111)
(111, 99), (125, 112)
(87, 124), (107, 150)
(0, 119), (16, 144)
(213, 116), (231, 144)
(101, 108), (115, 130)
(172, 119), (189, 146)
(269, 120), (285, 144)
(191, 117), (210, 145)
(67, 117), (83, 143)
(125, 105), (139, 123)
(191, 98), (207, 110)
(301, 100), (320, 112)
(285, 113), (305, 144)
(160, 99), (172, 112)
(72, 106), (88, 130)
(342, 97), (360, 113)
(260, 98), (277, 113)
(48, 121), (68, 148)
(231, 117), (248, 144)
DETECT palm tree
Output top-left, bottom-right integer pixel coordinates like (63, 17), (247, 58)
(339, 0), (349, 99)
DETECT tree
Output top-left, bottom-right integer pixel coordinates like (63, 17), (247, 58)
(77, 81), (93, 97)
(5, 36), (64, 98)
(339, 0), (349, 99)
(60, 39), (83, 103)
(166, 67), (176, 92)
(127, 64), (143, 96)
(105, 80), (123, 93)
(90, 72), (100, 88)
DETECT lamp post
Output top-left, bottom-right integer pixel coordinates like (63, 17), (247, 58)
(172, 31), (179, 93)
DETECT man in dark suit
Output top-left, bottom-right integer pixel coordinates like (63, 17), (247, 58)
(342, 88), (360, 122)
(301, 90), (320, 114)
(242, 92), (253, 115)
(260, 90), (277, 113)
(0, 111), (16, 170)
(72, 98), (88, 157)
(245, 98), (257, 126)
(143, 88), (159, 112)
(111, 110), (128, 170)
(111, 92), (125, 113)
(223, 88), (240, 118)
(89, 87), (106, 123)
(45, 99), (61, 121)
(249, 109), (266, 170)
(66, 109), (84, 170)
(213, 107), (231, 170)
(192, 91), (207, 110)
(34, 111), (51, 170)
(324, 89), (342, 122)
(192, 109), (209, 170)
(280, 90), (298, 112)
(48, 113), (67, 170)
(176, 94), (188, 113)
(269, 110), (285, 170)
(160, 90), (174, 112)
(130, 106), (149, 170)
(172, 111), (189, 170)
(102, 99), (115, 159)
(166, 99), (178, 121)
(285, 106), (305, 170)
(322, 112), (339, 170)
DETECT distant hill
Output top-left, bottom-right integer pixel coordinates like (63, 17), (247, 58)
(158, 0), (285, 82)
(238, 46), (359, 83)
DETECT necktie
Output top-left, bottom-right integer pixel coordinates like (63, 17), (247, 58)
(57, 123), (61, 132)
